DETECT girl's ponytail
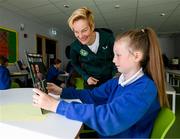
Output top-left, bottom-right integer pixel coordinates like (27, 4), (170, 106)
(145, 28), (169, 107)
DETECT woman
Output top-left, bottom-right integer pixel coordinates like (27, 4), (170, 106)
(68, 7), (116, 89)
(33, 27), (169, 138)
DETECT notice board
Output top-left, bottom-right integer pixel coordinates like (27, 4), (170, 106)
(0, 26), (18, 63)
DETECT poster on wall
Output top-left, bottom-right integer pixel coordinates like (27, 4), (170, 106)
(0, 26), (18, 63)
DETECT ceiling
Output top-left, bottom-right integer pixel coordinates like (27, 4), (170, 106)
(0, 0), (180, 36)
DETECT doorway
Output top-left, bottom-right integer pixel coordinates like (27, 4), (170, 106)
(36, 35), (57, 68)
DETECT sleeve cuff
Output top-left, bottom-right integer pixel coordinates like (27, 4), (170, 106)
(56, 100), (69, 115)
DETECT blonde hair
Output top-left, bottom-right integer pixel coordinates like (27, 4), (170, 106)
(116, 27), (169, 107)
(68, 7), (95, 31)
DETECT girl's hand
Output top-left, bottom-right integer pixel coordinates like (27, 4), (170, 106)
(32, 88), (59, 112)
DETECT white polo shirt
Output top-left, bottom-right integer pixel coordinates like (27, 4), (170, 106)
(88, 32), (99, 54)
(119, 68), (144, 87)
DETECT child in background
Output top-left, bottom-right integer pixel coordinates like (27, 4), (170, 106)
(46, 59), (67, 88)
(0, 56), (11, 90)
(33, 28), (169, 138)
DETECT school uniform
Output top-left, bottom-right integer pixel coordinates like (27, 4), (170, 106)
(0, 65), (11, 90)
(46, 65), (65, 85)
(70, 28), (116, 87)
(56, 69), (160, 138)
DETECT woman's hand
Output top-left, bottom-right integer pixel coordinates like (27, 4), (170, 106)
(87, 77), (99, 85)
(47, 83), (62, 95)
(32, 88), (59, 112)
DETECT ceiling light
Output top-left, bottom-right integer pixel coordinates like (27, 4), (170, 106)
(49, 28), (57, 37)
(20, 23), (25, 31)
(160, 13), (166, 16)
(114, 5), (120, 8)
(64, 4), (69, 8)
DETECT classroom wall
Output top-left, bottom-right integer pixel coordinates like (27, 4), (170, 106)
(57, 34), (74, 69)
(158, 37), (175, 59)
(174, 35), (180, 58)
(0, 7), (49, 59)
(1, 7), (178, 72)
(0, 7), (73, 71)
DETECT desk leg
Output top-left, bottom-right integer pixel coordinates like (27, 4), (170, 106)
(75, 125), (83, 139)
(172, 93), (176, 114)
(25, 74), (28, 87)
(166, 73), (169, 83)
(64, 76), (68, 87)
(64, 77), (67, 87)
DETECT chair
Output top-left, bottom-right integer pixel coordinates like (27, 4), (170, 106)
(172, 75), (180, 94)
(16, 60), (24, 70)
(11, 81), (20, 88)
(169, 74), (180, 88)
(150, 107), (176, 139)
(75, 77), (84, 89)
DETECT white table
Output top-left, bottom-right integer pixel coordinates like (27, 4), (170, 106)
(10, 71), (29, 86)
(0, 88), (82, 138)
(166, 83), (176, 113)
(166, 69), (180, 76)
